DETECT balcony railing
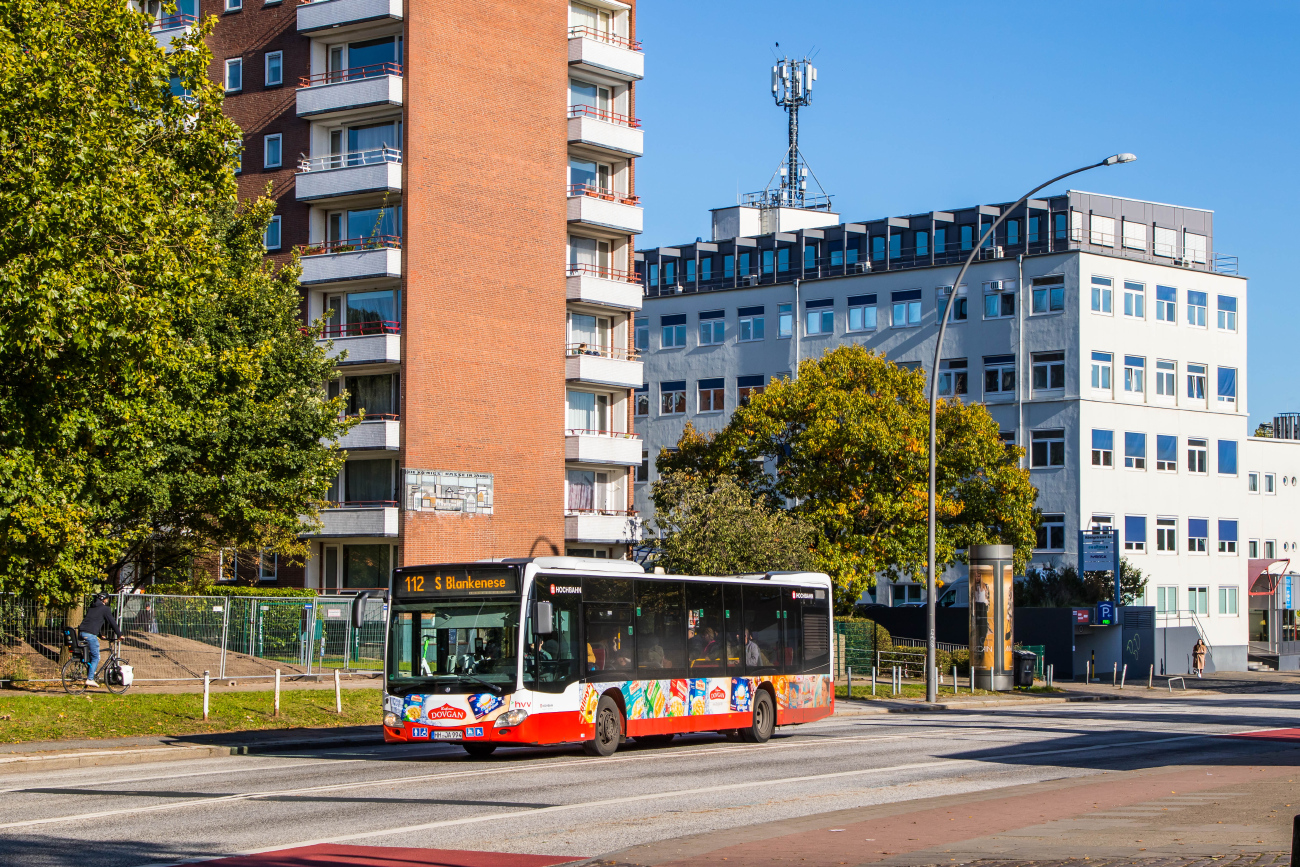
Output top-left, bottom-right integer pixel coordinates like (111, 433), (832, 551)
(320, 320), (401, 337)
(300, 62), (403, 88)
(565, 343), (638, 361)
(566, 263), (639, 283)
(565, 428), (638, 438)
(299, 147), (402, 172)
(568, 104), (641, 128)
(152, 12), (197, 29)
(324, 500), (399, 508)
(298, 235), (402, 256)
(567, 25), (642, 51)
(345, 412), (399, 421)
(567, 183), (640, 206)
(564, 507), (638, 517)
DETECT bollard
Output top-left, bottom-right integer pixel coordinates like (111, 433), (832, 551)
(274, 668), (281, 718)
(952, 665), (958, 695)
(1047, 664), (1054, 688)
(1112, 662), (1118, 687)
(203, 670), (210, 721)
(1120, 664), (1128, 689)
(1148, 663), (1154, 689)
(334, 668), (342, 714)
(847, 666), (852, 700)
(871, 666), (877, 697)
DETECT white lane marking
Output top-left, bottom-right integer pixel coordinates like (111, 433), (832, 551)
(0, 758), (372, 795)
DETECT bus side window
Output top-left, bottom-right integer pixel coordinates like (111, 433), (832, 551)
(635, 579), (686, 680)
(741, 585), (781, 674)
(781, 589), (802, 674)
(724, 586), (744, 672)
(685, 582), (724, 676)
(801, 596), (830, 673)
(527, 585), (582, 693)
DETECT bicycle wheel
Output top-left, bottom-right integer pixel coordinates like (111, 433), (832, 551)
(102, 658), (130, 694)
(61, 658), (89, 694)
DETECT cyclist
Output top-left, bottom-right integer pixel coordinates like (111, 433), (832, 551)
(77, 594), (122, 688)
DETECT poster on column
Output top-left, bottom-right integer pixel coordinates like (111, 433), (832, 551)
(970, 564), (994, 671)
(1001, 563), (1014, 672)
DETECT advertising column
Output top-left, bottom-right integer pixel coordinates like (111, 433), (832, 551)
(969, 544), (1014, 690)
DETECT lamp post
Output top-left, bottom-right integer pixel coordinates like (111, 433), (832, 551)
(924, 154), (1136, 704)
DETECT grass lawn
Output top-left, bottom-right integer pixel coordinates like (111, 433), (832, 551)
(836, 682), (1064, 701)
(0, 688), (382, 744)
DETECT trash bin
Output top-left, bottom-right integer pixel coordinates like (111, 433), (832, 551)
(1012, 650), (1036, 687)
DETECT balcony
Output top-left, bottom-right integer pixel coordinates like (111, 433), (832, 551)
(297, 236), (401, 286)
(151, 14), (196, 52)
(319, 321), (401, 366)
(565, 429), (641, 466)
(338, 417), (400, 451)
(567, 185), (642, 235)
(308, 504), (399, 538)
(564, 510), (641, 544)
(567, 105), (643, 158)
(296, 148), (402, 203)
(296, 64), (403, 119)
(297, 0), (402, 35)
(566, 265), (643, 311)
(565, 345), (642, 389)
(567, 26), (644, 81)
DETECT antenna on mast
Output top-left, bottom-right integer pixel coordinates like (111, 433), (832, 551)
(742, 54), (831, 214)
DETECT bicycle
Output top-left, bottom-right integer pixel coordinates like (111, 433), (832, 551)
(61, 630), (131, 695)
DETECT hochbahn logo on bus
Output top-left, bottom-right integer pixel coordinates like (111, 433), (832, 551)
(550, 584), (582, 594)
(791, 590), (814, 600)
(426, 704), (467, 721)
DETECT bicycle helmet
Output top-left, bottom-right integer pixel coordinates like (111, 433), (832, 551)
(93, 592), (110, 604)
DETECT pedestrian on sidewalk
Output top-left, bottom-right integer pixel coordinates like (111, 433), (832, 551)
(1192, 639), (1207, 677)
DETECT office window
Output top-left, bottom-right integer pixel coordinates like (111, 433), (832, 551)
(737, 375), (765, 405)
(1090, 276), (1113, 313)
(846, 240), (860, 265)
(1124, 432), (1146, 470)
(761, 250), (774, 275)
(1156, 434), (1177, 472)
(1249, 539), (1259, 558)
(225, 58), (243, 91)
(1031, 351), (1065, 391)
(805, 299), (834, 334)
(778, 303), (792, 338)
(1156, 517), (1176, 553)
(647, 263), (658, 287)
(938, 359), (968, 397)
(804, 244), (816, 270)
(984, 355), (1016, 396)
(263, 133), (282, 169)
(637, 451), (649, 483)
(263, 215), (281, 250)
(1035, 513), (1065, 551)
(891, 290), (922, 327)
(777, 248), (790, 273)
(1122, 355), (1145, 395)
(1188, 518), (1208, 553)
(698, 378), (725, 413)
(1265, 473), (1276, 494)
(1054, 212), (1069, 241)
(1156, 586), (1178, 614)
(1187, 587), (1208, 615)
(1218, 439), (1238, 475)
(1091, 429), (1113, 467)
(634, 317), (648, 351)
(1187, 290), (1208, 326)
(1090, 351), (1113, 390)
(888, 234), (901, 260)
(685, 259), (696, 283)
(701, 257), (712, 281)
(847, 294), (877, 332)
(1028, 216), (1041, 243)
(1217, 367), (1237, 404)
(660, 381), (686, 415)
(1155, 285), (1176, 322)
(1155, 360), (1176, 397)
(1187, 438), (1208, 474)
(1219, 586), (1239, 615)
(660, 314), (686, 348)
(1006, 219), (1020, 246)
(1187, 363), (1207, 400)
(1124, 516), (1146, 552)
(915, 231), (929, 257)
(699, 310), (725, 345)
(1217, 295), (1237, 331)
(1030, 429), (1065, 468)
(265, 51), (283, 86)
(1154, 226), (1177, 257)
(1031, 277), (1064, 313)
(723, 255), (734, 279)
(736, 253), (749, 276)
(1122, 220), (1147, 251)
(1266, 540), (1277, 558)
(934, 227), (947, 253)
(1122, 281), (1145, 318)
(737, 306), (764, 342)
(1218, 519), (1238, 554)
(663, 261), (676, 286)
(1090, 214), (1115, 246)
(960, 225), (975, 251)
(983, 281), (1015, 319)
(1185, 231), (1208, 264)
(633, 384), (648, 417)
(936, 285), (967, 322)
(871, 236), (885, 262)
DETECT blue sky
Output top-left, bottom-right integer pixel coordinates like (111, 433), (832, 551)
(635, 1), (1298, 430)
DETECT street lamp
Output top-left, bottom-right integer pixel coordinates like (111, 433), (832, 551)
(924, 154), (1136, 704)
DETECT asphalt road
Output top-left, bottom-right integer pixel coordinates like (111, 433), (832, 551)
(2, 693), (1298, 867)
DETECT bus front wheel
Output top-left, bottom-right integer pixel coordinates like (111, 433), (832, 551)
(741, 690), (774, 743)
(583, 696), (623, 757)
(463, 743), (497, 758)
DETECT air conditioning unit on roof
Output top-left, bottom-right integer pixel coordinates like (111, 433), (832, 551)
(854, 262), (870, 273)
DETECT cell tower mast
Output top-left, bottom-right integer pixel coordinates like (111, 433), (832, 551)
(772, 56), (815, 208)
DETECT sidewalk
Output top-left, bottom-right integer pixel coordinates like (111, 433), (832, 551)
(4, 669), (382, 696)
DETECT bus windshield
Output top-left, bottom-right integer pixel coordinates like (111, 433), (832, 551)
(387, 599), (521, 695)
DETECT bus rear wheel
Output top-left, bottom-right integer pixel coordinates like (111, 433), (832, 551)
(583, 696), (623, 757)
(741, 690), (774, 743)
(636, 733), (674, 747)
(463, 743), (497, 758)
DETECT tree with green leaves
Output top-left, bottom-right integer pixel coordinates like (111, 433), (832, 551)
(0, 0), (349, 603)
(656, 345), (1038, 611)
(1019, 558), (1148, 607)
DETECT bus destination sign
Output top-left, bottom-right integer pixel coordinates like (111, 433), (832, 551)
(395, 566), (518, 598)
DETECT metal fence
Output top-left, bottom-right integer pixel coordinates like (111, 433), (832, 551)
(0, 592), (388, 683)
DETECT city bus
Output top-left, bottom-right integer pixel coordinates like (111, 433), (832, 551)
(380, 557), (835, 757)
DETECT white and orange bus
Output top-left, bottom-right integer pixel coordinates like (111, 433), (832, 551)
(381, 557), (835, 757)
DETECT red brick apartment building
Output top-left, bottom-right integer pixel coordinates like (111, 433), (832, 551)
(147, 0), (645, 588)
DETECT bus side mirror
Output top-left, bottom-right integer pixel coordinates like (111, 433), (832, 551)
(352, 591), (372, 629)
(533, 601), (554, 634)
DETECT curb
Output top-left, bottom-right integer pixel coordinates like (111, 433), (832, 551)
(832, 693), (1125, 715)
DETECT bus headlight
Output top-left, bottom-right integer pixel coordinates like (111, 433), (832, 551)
(384, 712), (400, 728)
(494, 709), (529, 727)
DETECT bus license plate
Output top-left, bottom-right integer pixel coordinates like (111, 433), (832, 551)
(433, 730), (463, 741)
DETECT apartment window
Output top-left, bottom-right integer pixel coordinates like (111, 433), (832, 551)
(699, 310), (725, 345)
(1091, 429), (1114, 467)
(1187, 364), (1207, 400)
(983, 281), (1015, 319)
(633, 384), (648, 417)
(1029, 429), (1065, 468)
(1218, 519), (1238, 554)
(265, 51), (283, 87)
(1090, 351), (1113, 390)
(778, 303), (793, 338)
(891, 290), (922, 327)
(1218, 439), (1238, 475)
(737, 375), (765, 405)
(1187, 290), (1208, 327)
(263, 215), (281, 251)
(1188, 518), (1208, 553)
(1123, 355), (1145, 395)
(1155, 586), (1178, 614)
(226, 0), (242, 10)
(698, 378), (725, 413)
(1219, 586), (1239, 616)
(937, 285), (967, 322)
(660, 381), (686, 415)
(225, 58), (243, 91)
(1217, 367), (1237, 404)
(984, 355), (1015, 396)
(1266, 540), (1276, 558)
(1031, 351), (1065, 391)
(805, 299), (834, 334)
(218, 548), (238, 582)
(1031, 277), (1064, 313)
(1217, 295), (1238, 331)
(1265, 473), (1276, 494)
(847, 294), (877, 331)
(1248, 471), (1259, 493)
(738, 306), (765, 341)
(1187, 438), (1208, 474)
(1155, 285), (1176, 322)
(660, 314), (686, 348)
(1124, 516), (1146, 552)
(1091, 276), (1113, 313)
(1006, 219), (1021, 246)
(1155, 360), (1176, 397)
(634, 317), (648, 351)
(234, 138), (242, 173)
(1124, 432), (1146, 470)
(1119, 281), (1144, 318)
(915, 231), (929, 257)
(1156, 434), (1177, 472)
(637, 451), (649, 483)
(263, 133), (282, 169)
(1156, 517), (1177, 553)
(258, 552), (276, 581)
(938, 359), (968, 397)
(1036, 513), (1065, 551)
(1187, 587), (1209, 615)
(1249, 539), (1259, 558)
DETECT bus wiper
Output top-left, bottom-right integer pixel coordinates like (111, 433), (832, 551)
(458, 675), (503, 695)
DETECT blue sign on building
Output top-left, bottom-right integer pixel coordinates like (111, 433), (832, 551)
(1096, 600), (1117, 626)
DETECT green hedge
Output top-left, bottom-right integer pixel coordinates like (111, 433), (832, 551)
(147, 584), (317, 598)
